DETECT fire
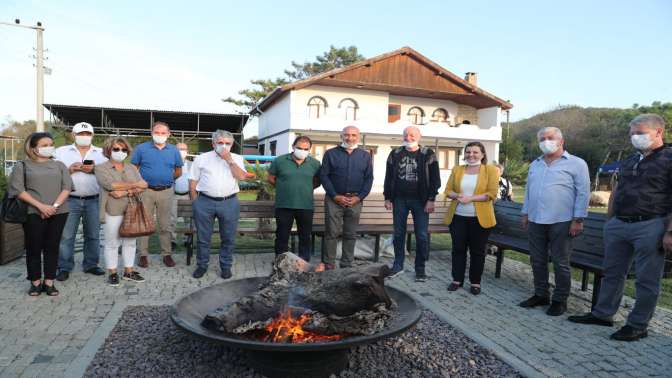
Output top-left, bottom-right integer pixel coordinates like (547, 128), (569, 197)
(261, 309), (343, 343)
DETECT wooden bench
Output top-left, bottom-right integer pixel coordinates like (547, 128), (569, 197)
(177, 193), (451, 265)
(488, 201), (607, 308)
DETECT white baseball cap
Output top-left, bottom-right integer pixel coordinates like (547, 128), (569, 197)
(72, 122), (94, 134)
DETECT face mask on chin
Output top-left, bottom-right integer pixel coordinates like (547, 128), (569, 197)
(75, 135), (92, 147)
(341, 142), (358, 150)
(539, 140), (559, 155)
(464, 159), (481, 166)
(631, 134), (653, 151)
(403, 141), (419, 150)
(153, 135), (168, 144)
(179, 151), (188, 160)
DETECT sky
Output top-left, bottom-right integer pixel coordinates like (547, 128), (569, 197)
(1, 0), (671, 137)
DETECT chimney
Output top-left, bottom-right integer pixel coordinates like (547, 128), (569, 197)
(465, 72), (477, 86)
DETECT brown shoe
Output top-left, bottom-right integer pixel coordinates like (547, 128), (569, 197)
(138, 256), (149, 268)
(163, 255), (176, 267)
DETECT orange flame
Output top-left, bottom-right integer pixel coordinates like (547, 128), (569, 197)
(261, 309), (343, 343)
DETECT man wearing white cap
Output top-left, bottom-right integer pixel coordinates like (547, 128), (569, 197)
(54, 122), (108, 281)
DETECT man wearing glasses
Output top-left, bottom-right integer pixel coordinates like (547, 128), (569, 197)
(268, 136), (321, 261)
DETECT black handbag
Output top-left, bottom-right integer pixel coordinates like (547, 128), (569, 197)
(0, 161), (28, 223)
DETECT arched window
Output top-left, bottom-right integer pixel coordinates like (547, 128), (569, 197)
(338, 98), (359, 121)
(431, 108), (448, 123)
(407, 106), (425, 125)
(307, 96), (328, 119)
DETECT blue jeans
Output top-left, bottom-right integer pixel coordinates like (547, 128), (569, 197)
(193, 195), (239, 270)
(392, 198), (429, 273)
(58, 196), (101, 273)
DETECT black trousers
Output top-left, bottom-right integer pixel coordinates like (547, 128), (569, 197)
(275, 208), (313, 261)
(23, 213), (68, 281)
(450, 215), (492, 284)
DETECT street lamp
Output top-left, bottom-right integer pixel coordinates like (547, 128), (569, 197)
(1, 19), (46, 132)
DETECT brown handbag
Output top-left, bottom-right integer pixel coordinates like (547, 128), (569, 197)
(119, 193), (156, 237)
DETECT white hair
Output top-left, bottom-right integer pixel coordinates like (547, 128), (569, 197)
(403, 125), (421, 137)
(537, 127), (563, 140)
(629, 114), (666, 130)
(212, 129), (234, 142)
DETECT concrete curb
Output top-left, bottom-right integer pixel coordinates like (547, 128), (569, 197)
(63, 300), (127, 378)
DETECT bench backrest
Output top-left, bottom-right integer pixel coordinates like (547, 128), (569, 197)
(492, 201), (607, 270)
(178, 193), (451, 226)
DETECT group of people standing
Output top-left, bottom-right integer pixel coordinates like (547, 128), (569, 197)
(7, 113), (671, 343)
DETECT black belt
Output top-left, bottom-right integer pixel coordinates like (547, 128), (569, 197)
(148, 185), (171, 191)
(69, 194), (99, 200)
(200, 193), (237, 201)
(175, 191), (189, 196)
(339, 192), (359, 198)
(615, 214), (666, 223)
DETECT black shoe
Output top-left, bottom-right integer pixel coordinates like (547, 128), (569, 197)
(470, 286), (481, 295)
(221, 268), (232, 280)
(85, 267), (105, 276)
(387, 267), (404, 279)
(447, 282), (463, 291)
(415, 272), (427, 282)
(28, 282), (42, 296)
(44, 284), (59, 296)
(519, 295), (550, 308)
(56, 271), (70, 282)
(122, 271), (145, 283)
(567, 312), (614, 327)
(193, 266), (207, 279)
(546, 301), (567, 316)
(610, 325), (648, 341)
(108, 273), (120, 287)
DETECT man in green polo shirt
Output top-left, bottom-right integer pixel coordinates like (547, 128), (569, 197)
(268, 136), (321, 261)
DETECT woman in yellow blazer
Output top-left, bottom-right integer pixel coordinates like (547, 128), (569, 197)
(443, 141), (500, 295)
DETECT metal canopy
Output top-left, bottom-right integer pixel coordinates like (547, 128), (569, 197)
(44, 104), (249, 140)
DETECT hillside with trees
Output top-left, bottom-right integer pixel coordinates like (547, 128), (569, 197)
(500, 101), (672, 184)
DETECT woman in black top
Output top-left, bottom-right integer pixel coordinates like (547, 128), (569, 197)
(9, 132), (72, 296)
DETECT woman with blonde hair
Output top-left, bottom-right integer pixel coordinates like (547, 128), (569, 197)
(95, 137), (148, 286)
(443, 141), (499, 295)
(8, 132), (72, 296)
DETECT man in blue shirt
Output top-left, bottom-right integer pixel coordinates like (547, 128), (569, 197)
(131, 122), (183, 268)
(519, 126), (590, 316)
(320, 126), (373, 269)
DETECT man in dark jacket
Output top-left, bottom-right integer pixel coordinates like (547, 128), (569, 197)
(384, 126), (441, 281)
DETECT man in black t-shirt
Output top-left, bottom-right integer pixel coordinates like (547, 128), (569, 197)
(383, 126), (441, 282)
(569, 114), (672, 341)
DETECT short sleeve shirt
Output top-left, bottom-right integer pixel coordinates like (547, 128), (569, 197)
(9, 159), (73, 215)
(130, 142), (183, 187)
(53, 144), (108, 196)
(612, 146), (672, 217)
(269, 154), (321, 210)
(189, 151), (246, 198)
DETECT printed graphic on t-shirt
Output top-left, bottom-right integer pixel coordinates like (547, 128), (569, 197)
(398, 155), (418, 182)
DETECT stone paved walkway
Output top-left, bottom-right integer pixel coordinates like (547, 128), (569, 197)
(0, 251), (671, 377)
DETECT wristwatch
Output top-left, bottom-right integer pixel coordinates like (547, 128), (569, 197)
(573, 217), (584, 224)
(53, 202), (60, 209)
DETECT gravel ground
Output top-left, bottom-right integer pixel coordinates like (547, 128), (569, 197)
(85, 306), (520, 378)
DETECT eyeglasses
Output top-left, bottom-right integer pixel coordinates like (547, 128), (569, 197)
(112, 148), (128, 152)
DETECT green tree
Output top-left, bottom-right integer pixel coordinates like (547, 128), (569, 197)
(223, 45), (365, 111)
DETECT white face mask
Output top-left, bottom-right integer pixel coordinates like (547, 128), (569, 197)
(37, 146), (55, 158)
(111, 151), (128, 162)
(403, 141), (419, 150)
(539, 140), (559, 155)
(293, 149), (309, 160)
(341, 142), (358, 150)
(75, 135), (93, 147)
(631, 134), (653, 151)
(179, 150), (188, 160)
(152, 134), (168, 145)
(215, 144), (232, 154)
(464, 157), (482, 166)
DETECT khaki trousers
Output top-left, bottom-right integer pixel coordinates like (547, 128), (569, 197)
(138, 188), (174, 256)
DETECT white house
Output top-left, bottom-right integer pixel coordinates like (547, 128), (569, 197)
(252, 47), (513, 192)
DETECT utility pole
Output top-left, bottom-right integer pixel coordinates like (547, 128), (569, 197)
(0, 19), (46, 132)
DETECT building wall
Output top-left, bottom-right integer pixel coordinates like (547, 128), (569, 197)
(258, 92), (291, 139)
(388, 95), (460, 125)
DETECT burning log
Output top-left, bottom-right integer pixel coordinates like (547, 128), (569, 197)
(202, 253), (393, 338)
